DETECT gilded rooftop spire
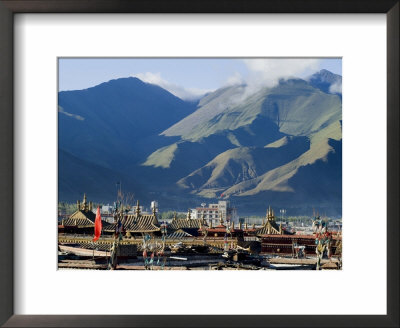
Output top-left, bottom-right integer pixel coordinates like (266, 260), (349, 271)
(135, 200), (141, 216)
(267, 205), (275, 221)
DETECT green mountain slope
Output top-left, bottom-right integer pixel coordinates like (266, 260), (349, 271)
(177, 136), (310, 191)
(222, 120), (341, 196)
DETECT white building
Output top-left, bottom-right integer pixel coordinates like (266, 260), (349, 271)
(192, 200), (238, 226)
(151, 200), (158, 213)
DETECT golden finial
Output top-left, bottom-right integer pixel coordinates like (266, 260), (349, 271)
(81, 193), (89, 211)
(187, 208), (191, 220)
(135, 200), (140, 216)
(231, 221), (234, 230)
(77, 200), (81, 210)
(267, 205), (275, 221)
(238, 221), (242, 230)
(173, 211), (177, 220)
(245, 221), (248, 230)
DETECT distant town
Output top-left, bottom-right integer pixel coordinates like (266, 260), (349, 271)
(58, 194), (342, 270)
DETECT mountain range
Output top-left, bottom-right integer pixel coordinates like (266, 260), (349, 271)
(58, 69), (342, 216)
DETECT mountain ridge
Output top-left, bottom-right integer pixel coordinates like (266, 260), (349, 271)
(58, 71), (342, 215)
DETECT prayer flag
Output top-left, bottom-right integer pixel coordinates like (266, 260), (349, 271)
(93, 206), (102, 241)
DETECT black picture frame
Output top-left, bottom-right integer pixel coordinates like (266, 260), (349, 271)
(0, 1), (398, 327)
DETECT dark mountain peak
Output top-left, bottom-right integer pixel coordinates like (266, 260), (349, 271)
(89, 76), (171, 96)
(308, 69), (342, 94)
(309, 69), (341, 83)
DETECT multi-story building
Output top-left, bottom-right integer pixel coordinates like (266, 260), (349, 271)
(192, 200), (238, 226)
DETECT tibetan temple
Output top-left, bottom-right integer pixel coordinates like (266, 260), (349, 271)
(168, 209), (207, 237)
(58, 195), (342, 259)
(255, 206), (294, 235)
(59, 194), (110, 234)
(103, 200), (161, 237)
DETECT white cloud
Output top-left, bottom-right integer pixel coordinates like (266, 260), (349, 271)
(135, 59), (322, 103)
(223, 58), (321, 103)
(224, 72), (245, 86)
(133, 72), (212, 101)
(329, 81), (342, 94)
(245, 58), (320, 93)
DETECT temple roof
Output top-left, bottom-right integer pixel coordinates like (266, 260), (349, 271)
(255, 206), (293, 235)
(104, 214), (160, 233)
(169, 218), (207, 230)
(62, 210), (96, 228)
(255, 220), (282, 235)
(62, 210), (111, 228)
(63, 193), (110, 228)
(166, 229), (195, 239)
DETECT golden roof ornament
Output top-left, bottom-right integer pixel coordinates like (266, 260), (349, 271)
(135, 200), (141, 216)
(82, 193), (88, 211)
(186, 208), (191, 220)
(267, 205), (275, 221)
(245, 222), (248, 230)
(238, 221), (242, 230)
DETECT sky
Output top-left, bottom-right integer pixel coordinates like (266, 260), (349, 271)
(58, 58), (341, 100)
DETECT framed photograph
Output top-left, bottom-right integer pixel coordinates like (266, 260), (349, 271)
(0, 1), (398, 327)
